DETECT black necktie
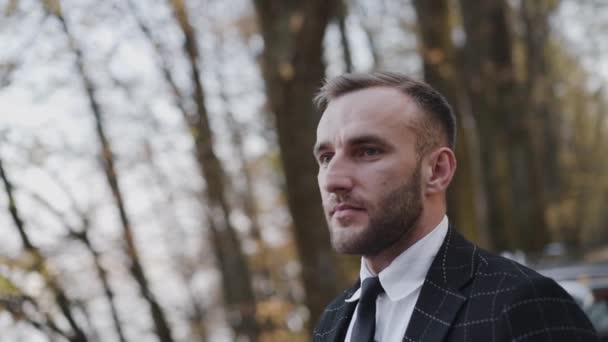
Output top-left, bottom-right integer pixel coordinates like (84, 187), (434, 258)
(352, 277), (384, 342)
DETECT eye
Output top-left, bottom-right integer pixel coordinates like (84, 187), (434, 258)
(357, 146), (382, 158)
(318, 153), (334, 165)
(364, 148), (380, 156)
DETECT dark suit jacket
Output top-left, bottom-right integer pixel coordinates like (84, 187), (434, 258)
(313, 227), (599, 341)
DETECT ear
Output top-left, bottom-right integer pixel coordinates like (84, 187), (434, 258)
(423, 147), (456, 196)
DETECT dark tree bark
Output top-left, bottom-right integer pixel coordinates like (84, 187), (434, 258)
(253, 0), (345, 330)
(167, 1), (260, 340)
(128, 1), (258, 338)
(521, 0), (561, 203)
(336, 0), (353, 73)
(412, 0), (490, 248)
(458, 0), (549, 252)
(213, 34), (281, 317)
(48, 2), (175, 341)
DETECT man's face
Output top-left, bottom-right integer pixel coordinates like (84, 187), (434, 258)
(314, 87), (425, 256)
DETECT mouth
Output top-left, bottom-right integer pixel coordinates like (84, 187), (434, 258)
(330, 203), (365, 217)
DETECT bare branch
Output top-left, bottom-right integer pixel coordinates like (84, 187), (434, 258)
(49, 2), (176, 340)
(0, 155), (88, 341)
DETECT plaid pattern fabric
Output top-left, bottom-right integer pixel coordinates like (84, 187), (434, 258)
(313, 227), (599, 342)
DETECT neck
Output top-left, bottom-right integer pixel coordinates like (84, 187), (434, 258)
(364, 205), (445, 274)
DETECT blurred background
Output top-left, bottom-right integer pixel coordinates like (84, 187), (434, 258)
(1, 0), (607, 341)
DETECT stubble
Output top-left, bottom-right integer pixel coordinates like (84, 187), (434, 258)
(329, 165), (423, 256)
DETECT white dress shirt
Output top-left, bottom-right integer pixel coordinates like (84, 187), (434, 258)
(344, 216), (448, 342)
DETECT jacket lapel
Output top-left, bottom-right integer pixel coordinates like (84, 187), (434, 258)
(403, 227), (480, 342)
(324, 300), (358, 342)
(316, 281), (359, 342)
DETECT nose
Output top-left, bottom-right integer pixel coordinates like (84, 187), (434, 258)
(320, 155), (354, 195)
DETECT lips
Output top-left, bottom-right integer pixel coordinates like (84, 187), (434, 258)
(330, 203), (365, 216)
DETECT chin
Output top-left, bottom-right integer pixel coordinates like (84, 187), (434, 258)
(330, 221), (366, 236)
(330, 226), (368, 253)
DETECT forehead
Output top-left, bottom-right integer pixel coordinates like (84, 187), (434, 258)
(316, 87), (420, 143)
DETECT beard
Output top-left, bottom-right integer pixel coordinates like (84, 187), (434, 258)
(328, 165), (423, 256)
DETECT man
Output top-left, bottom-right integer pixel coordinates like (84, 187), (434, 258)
(312, 72), (598, 342)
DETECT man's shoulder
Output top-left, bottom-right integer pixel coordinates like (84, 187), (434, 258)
(432, 228), (558, 293)
(465, 245), (598, 340)
(472, 246), (571, 298)
(475, 248), (545, 281)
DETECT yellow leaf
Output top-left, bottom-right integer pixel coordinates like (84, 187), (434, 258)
(278, 63), (294, 81)
(289, 13), (304, 33)
(42, 0), (62, 16)
(0, 274), (23, 299)
(426, 48), (444, 64)
(4, 0), (19, 16)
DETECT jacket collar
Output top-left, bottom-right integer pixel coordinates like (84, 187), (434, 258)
(318, 227), (480, 342)
(402, 226), (481, 342)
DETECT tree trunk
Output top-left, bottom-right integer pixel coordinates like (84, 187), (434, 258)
(48, 2), (175, 340)
(168, 1), (259, 340)
(458, 0), (549, 252)
(128, 1), (259, 338)
(253, 0), (344, 330)
(412, 0), (490, 248)
(336, 0), (353, 73)
(521, 0), (560, 225)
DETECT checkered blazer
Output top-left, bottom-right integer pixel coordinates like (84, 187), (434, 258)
(313, 227), (599, 341)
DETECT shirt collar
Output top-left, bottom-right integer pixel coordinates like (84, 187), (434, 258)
(345, 215), (449, 302)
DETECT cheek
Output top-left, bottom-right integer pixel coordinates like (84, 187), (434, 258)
(320, 191), (330, 203)
(317, 173), (325, 190)
(357, 174), (393, 206)
(361, 166), (400, 189)
(359, 163), (413, 198)
(317, 179), (330, 201)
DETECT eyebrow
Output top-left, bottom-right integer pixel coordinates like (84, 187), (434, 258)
(313, 134), (391, 156)
(313, 142), (329, 157)
(348, 134), (390, 147)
